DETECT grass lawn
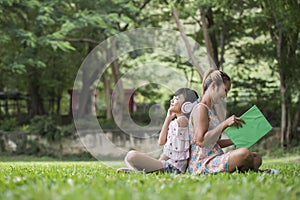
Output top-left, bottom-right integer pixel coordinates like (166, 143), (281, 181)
(0, 156), (299, 200)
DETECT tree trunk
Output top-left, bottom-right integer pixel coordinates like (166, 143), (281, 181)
(287, 105), (292, 145)
(292, 95), (300, 141)
(4, 97), (8, 115)
(77, 45), (100, 118)
(56, 96), (61, 115)
(219, 31), (225, 69)
(276, 28), (285, 148)
(28, 79), (45, 116)
(264, 1), (300, 148)
(277, 31), (292, 148)
(199, 7), (218, 69)
(110, 40), (124, 125)
(172, 9), (204, 78)
(205, 7), (220, 68)
(102, 71), (112, 119)
(279, 72), (287, 148)
(26, 66), (45, 116)
(78, 64), (91, 117)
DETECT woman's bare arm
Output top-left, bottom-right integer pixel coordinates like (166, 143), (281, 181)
(193, 105), (225, 147)
(217, 139), (234, 148)
(193, 105), (243, 147)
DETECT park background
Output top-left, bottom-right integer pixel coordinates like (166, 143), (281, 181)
(0, 1), (300, 199)
(1, 0), (299, 159)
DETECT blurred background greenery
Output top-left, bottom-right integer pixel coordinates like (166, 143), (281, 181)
(0, 0), (299, 158)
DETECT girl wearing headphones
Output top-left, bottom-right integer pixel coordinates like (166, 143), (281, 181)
(117, 88), (199, 174)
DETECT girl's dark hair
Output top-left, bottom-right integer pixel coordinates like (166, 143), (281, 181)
(174, 88), (199, 105)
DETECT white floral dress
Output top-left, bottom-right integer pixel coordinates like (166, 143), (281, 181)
(163, 117), (190, 173)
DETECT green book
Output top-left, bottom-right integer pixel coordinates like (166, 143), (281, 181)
(224, 105), (273, 148)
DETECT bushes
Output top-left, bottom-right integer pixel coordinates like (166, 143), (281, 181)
(29, 115), (75, 142)
(0, 118), (18, 131)
(0, 115), (75, 142)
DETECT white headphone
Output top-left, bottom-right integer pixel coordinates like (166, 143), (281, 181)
(181, 98), (201, 114)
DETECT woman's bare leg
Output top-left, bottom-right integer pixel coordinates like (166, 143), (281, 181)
(125, 150), (164, 173)
(251, 152), (262, 171)
(227, 148), (254, 172)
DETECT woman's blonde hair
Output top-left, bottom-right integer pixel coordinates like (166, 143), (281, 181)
(202, 68), (231, 95)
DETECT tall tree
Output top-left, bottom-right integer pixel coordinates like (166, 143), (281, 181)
(0, 0), (78, 116)
(170, 0), (300, 147)
(260, 0), (300, 147)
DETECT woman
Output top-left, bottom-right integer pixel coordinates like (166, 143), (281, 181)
(188, 69), (269, 175)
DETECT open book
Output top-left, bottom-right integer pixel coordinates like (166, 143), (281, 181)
(224, 105), (272, 148)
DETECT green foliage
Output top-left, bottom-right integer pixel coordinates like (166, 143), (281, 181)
(130, 111), (153, 126)
(134, 84), (163, 104)
(0, 0), (152, 116)
(98, 118), (117, 129)
(0, 0), (299, 146)
(0, 118), (18, 131)
(0, 159), (299, 200)
(28, 115), (68, 141)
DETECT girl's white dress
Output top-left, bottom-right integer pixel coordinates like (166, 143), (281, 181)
(163, 118), (190, 173)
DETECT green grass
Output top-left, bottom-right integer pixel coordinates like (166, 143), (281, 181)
(0, 156), (299, 200)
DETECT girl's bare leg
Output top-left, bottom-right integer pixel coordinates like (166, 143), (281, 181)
(227, 148), (254, 172)
(125, 150), (164, 173)
(158, 153), (169, 161)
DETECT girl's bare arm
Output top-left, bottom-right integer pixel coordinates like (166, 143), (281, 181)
(158, 109), (175, 146)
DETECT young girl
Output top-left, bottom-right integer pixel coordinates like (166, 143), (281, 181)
(117, 88), (199, 174)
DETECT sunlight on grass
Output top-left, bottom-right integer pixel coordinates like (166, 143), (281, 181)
(0, 155), (299, 200)
(263, 156), (300, 164)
